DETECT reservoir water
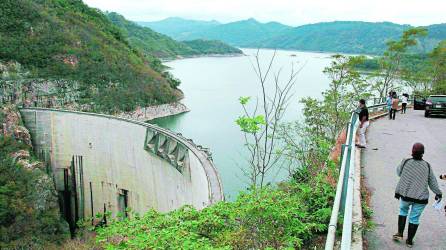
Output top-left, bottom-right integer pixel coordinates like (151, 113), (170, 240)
(152, 49), (334, 198)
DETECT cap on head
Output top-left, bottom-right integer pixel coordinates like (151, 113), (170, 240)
(412, 142), (425, 160)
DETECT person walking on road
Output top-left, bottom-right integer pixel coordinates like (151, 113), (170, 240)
(355, 99), (369, 149)
(401, 94), (408, 114)
(393, 143), (443, 248)
(390, 93), (399, 120)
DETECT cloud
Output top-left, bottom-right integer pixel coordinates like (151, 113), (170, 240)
(83, 0), (446, 26)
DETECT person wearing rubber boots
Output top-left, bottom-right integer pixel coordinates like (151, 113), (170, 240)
(393, 143), (443, 248)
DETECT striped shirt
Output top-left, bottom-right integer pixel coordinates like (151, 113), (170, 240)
(395, 158), (442, 204)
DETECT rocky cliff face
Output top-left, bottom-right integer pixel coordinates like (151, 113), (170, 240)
(1, 60), (190, 121)
(0, 105), (69, 248)
(1, 61), (81, 109)
(1, 105), (31, 145)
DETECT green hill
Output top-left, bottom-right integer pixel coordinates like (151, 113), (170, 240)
(188, 18), (292, 47)
(143, 18), (292, 47)
(0, 0), (181, 112)
(138, 17), (221, 40)
(143, 18), (446, 54)
(260, 21), (409, 54)
(182, 39), (243, 55)
(260, 21), (446, 54)
(107, 12), (242, 59)
(419, 23), (446, 53)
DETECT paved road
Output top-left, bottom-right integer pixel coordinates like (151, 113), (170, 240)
(362, 109), (446, 250)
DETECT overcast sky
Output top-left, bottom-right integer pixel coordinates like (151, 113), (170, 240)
(83, 0), (445, 26)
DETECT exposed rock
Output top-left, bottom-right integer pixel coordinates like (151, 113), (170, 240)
(13, 125), (32, 146)
(1, 105), (33, 147)
(1, 60), (81, 108)
(118, 102), (190, 122)
(1, 105), (20, 126)
(32, 172), (60, 211)
(10, 149), (30, 160)
(16, 159), (44, 170)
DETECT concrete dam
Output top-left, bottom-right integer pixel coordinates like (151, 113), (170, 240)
(20, 108), (223, 230)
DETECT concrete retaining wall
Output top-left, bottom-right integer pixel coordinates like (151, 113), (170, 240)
(20, 108), (223, 220)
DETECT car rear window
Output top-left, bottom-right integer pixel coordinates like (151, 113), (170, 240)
(429, 96), (446, 102)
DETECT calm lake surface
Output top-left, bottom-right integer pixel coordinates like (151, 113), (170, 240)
(152, 49), (335, 198)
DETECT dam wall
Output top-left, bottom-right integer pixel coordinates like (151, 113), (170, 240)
(20, 108), (223, 224)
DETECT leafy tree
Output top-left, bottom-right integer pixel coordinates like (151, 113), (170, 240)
(274, 54), (371, 180)
(370, 28), (427, 97)
(277, 121), (333, 180)
(400, 62), (432, 95)
(235, 51), (301, 188)
(430, 40), (446, 94)
(301, 55), (369, 143)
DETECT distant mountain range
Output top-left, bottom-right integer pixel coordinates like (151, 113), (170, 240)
(138, 17), (221, 41)
(108, 13), (242, 59)
(139, 18), (446, 54)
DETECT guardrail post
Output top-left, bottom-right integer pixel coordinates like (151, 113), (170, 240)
(339, 144), (347, 167)
(340, 144), (351, 213)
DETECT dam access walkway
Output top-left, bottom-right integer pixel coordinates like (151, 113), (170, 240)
(362, 109), (446, 249)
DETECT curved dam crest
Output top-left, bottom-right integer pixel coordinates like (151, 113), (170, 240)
(20, 108), (223, 225)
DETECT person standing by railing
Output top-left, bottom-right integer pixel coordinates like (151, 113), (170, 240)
(393, 143), (442, 248)
(355, 99), (369, 149)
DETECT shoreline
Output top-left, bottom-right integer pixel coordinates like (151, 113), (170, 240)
(161, 52), (245, 62)
(238, 47), (379, 57)
(117, 102), (190, 122)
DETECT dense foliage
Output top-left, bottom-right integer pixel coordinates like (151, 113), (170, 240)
(430, 40), (446, 94)
(0, 135), (69, 249)
(260, 21), (432, 55)
(0, 0), (179, 112)
(139, 17), (221, 41)
(143, 18), (446, 55)
(183, 40), (242, 55)
(356, 37), (446, 95)
(95, 173), (335, 249)
(107, 12), (195, 58)
(107, 13), (241, 59)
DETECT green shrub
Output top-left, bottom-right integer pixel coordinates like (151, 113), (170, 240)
(95, 171), (335, 250)
(0, 135), (69, 249)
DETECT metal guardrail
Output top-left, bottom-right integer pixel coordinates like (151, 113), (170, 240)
(325, 101), (388, 250)
(325, 97), (412, 249)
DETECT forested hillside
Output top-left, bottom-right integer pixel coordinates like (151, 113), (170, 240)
(107, 12), (242, 59)
(260, 21), (446, 54)
(143, 18), (446, 54)
(259, 21), (410, 54)
(138, 17), (221, 40)
(107, 12), (197, 58)
(0, 0), (181, 112)
(182, 39), (243, 55)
